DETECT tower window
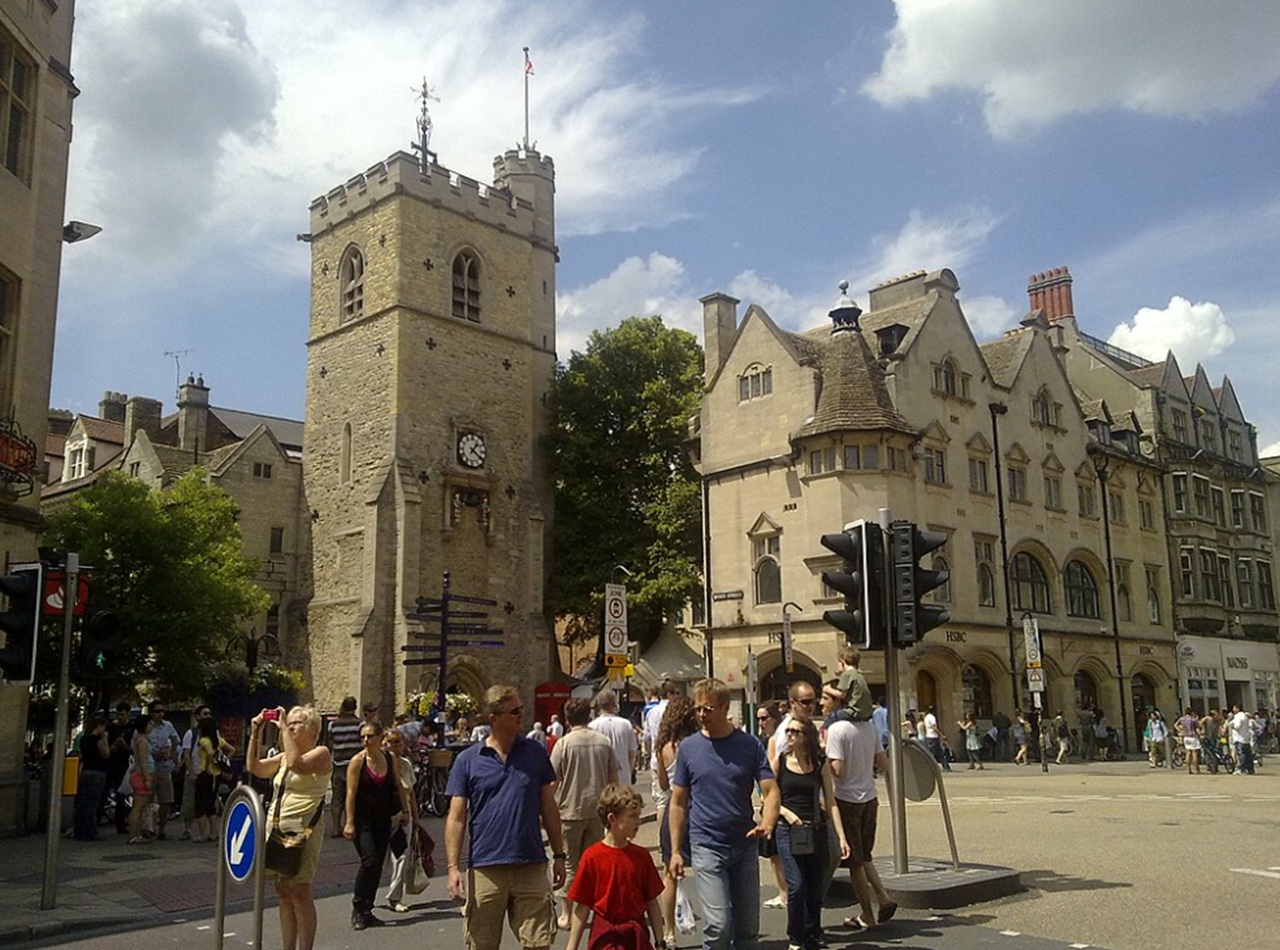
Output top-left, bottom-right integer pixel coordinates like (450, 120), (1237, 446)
(452, 251), (481, 322)
(339, 245), (365, 321)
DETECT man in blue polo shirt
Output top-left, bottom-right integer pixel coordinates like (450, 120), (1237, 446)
(445, 684), (567, 950)
(668, 677), (779, 950)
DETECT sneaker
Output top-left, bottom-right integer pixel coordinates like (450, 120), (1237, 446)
(352, 915), (366, 931)
(764, 895), (786, 909)
(386, 900), (409, 913)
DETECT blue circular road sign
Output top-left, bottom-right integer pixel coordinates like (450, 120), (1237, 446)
(224, 798), (259, 882)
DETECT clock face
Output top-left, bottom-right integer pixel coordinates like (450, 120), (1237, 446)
(458, 432), (487, 468)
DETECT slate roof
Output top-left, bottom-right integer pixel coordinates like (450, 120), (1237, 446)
(79, 416), (125, 444)
(980, 330), (1034, 388)
(793, 328), (913, 438)
(211, 407), (304, 452)
(150, 443), (205, 480)
(1125, 363), (1166, 388)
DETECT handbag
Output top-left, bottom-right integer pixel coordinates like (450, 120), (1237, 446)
(264, 768), (323, 877)
(404, 826), (430, 894)
(789, 823), (816, 855)
(415, 821), (437, 878)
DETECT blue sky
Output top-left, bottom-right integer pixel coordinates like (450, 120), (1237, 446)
(53, 1), (1280, 451)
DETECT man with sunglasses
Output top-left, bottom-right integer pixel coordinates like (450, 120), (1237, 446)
(445, 685), (567, 950)
(668, 678), (779, 950)
(145, 700), (180, 840)
(768, 682), (818, 771)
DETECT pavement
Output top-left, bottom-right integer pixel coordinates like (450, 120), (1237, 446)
(3, 754), (1271, 948)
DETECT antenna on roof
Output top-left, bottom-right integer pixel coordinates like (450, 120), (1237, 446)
(163, 350), (191, 402)
(411, 77), (440, 169)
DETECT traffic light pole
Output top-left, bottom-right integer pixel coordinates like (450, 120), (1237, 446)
(41, 552), (78, 910)
(879, 508), (909, 876)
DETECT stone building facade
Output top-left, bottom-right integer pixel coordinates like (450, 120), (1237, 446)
(1043, 268), (1279, 714)
(301, 147), (557, 713)
(694, 268), (1178, 751)
(0, 0), (77, 832)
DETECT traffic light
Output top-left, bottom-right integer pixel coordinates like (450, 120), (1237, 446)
(0, 563), (43, 681)
(820, 519), (885, 649)
(81, 609), (122, 678)
(890, 520), (950, 647)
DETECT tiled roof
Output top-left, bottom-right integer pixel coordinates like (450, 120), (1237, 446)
(79, 416), (125, 444)
(211, 407), (304, 451)
(1125, 363), (1166, 388)
(1079, 398), (1106, 422)
(980, 331), (1033, 388)
(150, 443), (205, 479)
(794, 329), (913, 438)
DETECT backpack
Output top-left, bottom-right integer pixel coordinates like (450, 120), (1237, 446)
(1056, 718), (1069, 738)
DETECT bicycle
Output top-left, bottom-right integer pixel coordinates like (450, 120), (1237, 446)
(417, 748), (453, 817)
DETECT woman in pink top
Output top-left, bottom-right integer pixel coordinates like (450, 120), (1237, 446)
(1175, 707), (1202, 774)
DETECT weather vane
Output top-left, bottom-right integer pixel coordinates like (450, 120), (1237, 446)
(411, 77), (440, 167)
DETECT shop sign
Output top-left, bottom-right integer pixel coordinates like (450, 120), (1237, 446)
(946, 630), (966, 643)
(1226, 656), (1249, 670)
(0, 417), (37, 496)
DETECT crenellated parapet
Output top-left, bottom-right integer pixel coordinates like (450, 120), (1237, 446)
(308, 150), (547, 238)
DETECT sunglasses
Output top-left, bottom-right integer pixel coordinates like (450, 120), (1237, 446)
(794, 698), (815, 707)
(785, 728), (804, 736)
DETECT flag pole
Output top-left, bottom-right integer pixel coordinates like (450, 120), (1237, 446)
(523, 46), (531, 150)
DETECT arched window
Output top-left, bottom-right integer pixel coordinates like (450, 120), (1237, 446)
(754, 558), (781, 605)
(934, 359), (958, 396)
(978, 564), (996, 607)
(1032, 389), (1053, 426)
(1011, 552), (1051, 613)
(1073, 670), (1098, 710)
(1065, 561), (1100, 618)
(1117, 584), (1132, 622)
(339, 422), (352, 484)
(340, 245), (365, 321)
(452, 250), (481, 321)
(932, 556), (951, 603)
(961, 664), (993, 719)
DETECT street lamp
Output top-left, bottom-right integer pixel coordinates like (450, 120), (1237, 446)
(226, 627), (279, 677)
(989, 401), (1019, 712)
(1092, 450), (1130, 753)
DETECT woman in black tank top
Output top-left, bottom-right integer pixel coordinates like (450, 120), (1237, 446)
(344, 721), (413, 929)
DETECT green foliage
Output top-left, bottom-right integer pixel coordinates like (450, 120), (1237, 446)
(42, 470), (271, 699)
(204, 661), (306, 718)
(547, 316), (704, 651)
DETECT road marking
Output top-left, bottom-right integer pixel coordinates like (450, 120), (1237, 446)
(197, 925), (211, 931)
(1230, 867), (1280, 879)
(1070, 944), (1092, 948)
(1000, 930), (1022, 936)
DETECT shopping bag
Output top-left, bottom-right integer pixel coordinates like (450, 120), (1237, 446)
(675, 881), (696, 934)
(405, 832), (430, 894)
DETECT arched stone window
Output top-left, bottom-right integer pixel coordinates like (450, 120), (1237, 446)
(1065, 560), (1100, 618)
(1011, 552), (1051, 613)
(978, 564), (997, 607)
(339, 245), (365, 321)
(931, 556), (951, 603)
(452, 250), (481, 321)
(961, 664), (993, 719)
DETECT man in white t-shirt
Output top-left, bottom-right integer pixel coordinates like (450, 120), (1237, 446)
(823, 688), (896, 931)
(589, 688), (638, 785)
(547, 714), (565, 739)
(1230, 704), (1256, 774)
(921, 705), (950, 771)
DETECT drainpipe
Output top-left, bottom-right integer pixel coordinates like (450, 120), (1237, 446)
(989, 402), (1019, 707)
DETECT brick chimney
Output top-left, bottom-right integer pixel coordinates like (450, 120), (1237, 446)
(1027, 266), (1075, 321)
(177, 374), (210, 452)
(98, 391), (127, 423)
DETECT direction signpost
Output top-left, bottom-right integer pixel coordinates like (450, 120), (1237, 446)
(214, 784), (266, 949)
(603, 583), (628, 669)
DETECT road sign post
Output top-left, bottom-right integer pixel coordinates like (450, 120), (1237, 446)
(214, 783), (266, 950)
(603, 583), (628, 669)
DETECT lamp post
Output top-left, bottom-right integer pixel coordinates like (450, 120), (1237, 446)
(989, 402), (1019, 713)
(226, 627), (279, 678)
(1093, 450), (1130, 753)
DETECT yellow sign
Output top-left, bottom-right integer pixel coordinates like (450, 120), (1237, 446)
(605, 653), (628, 668)
(624, 663), (635, 677)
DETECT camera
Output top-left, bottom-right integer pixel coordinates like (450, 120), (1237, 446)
(263, 710), (279, 722)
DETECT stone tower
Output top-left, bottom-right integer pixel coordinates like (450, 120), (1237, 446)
(301, 145), (558, 712)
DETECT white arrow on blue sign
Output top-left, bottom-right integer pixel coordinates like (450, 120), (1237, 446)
(224, 798), (258, 882)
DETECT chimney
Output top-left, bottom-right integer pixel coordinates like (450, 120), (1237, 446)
(124, 396), (163, 445)
(98, 391), (127, 423)
(1027, 266), (1075, 321)
(700, 293), (739, 382)
(177, 374), (210, 452)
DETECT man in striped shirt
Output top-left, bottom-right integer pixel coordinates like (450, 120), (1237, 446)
(326, 696), (363, 836)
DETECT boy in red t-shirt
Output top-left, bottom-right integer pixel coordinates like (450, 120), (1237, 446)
(566, 784), (666, 950)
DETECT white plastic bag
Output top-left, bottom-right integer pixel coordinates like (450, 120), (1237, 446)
(674, 881), (695, 934)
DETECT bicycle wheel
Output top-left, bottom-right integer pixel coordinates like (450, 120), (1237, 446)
(431, 767), (449, 815)
(417, 772), (437, 816)
(1171, 745), (1185, 769)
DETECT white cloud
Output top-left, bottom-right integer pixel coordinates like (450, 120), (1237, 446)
(859, 207), (1002, 291)
(962, 295), (1018, 341)
(862, 0), (1280, 138)
(1107, 296), (1236, 366)
(1259, 442), (1280, 460)
(64, 1), (758, 297)
(556, 253), (702, 357)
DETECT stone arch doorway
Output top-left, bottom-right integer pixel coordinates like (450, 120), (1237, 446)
(1131, 672), (1157, 719)
(961, 664), (994, 719)
(760, 661), (822, 704)
(1074, 669), (1100, 710)
(915, 669), (939, 715)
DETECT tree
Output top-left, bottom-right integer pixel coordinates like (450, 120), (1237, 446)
(547, 316), (704, 655)
(41, 469), (271, 702)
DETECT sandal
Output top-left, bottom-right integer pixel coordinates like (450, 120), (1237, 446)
(842, 916), (871, 931)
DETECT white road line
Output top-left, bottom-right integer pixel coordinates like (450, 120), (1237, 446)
(1230, 867), (1280, 879)
(196, 925), (211, 931)
(1000, 930), (1022, 936)
(1069, 943), (1093, 948)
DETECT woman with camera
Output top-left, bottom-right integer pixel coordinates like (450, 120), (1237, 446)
(247, 705), (332, 950)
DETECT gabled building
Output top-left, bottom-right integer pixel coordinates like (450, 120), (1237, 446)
(1036, 267), (1278, 714)
(694, 268), (1174, 750)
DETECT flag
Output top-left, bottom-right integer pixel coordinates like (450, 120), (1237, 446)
(524, 49), (534, 76)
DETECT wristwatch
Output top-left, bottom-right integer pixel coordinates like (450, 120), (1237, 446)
(552, 852), (567, 860)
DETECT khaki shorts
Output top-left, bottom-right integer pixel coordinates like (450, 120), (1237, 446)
(152, 770), (175, 806)
(465, 863), (556, 950)
(836, 797), (879, 865)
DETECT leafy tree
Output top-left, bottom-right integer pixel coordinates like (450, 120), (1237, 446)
(547, 316), (704, 655)
(41, 469), (271, 703)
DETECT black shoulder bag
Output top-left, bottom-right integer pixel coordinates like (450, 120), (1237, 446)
(264, 768), (324, 877)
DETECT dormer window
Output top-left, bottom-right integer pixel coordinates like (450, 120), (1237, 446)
(738, 365), (773, 402)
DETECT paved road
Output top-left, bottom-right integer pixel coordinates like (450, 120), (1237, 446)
(8, 758), (1278, 949)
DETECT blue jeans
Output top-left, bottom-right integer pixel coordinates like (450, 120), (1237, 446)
(690, 838), (760, 950)
(1235, 741), (1255, 774)
(775, 823), (827, 950)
